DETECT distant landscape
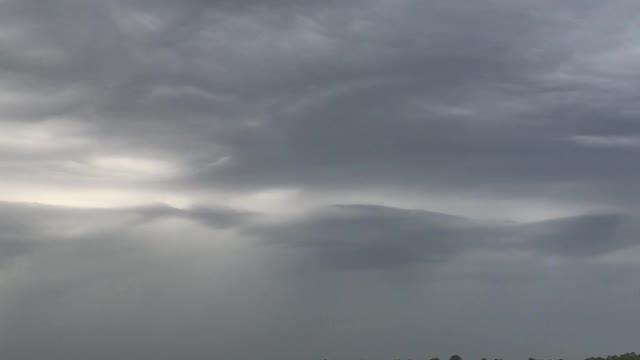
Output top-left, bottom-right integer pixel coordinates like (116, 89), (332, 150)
(330, 353), (640, 360)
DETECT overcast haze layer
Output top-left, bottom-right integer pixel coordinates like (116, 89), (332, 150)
(1, 1), (639, 359)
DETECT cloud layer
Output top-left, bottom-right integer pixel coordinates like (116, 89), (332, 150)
(2, 0), (640, 359)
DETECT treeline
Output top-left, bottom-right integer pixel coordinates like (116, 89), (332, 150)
(585, 353), (640, 360)
(383, 352), (640, 360)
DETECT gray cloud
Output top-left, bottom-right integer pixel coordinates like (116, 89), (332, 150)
(521, 213), (637, 257)
(111, 203), (258, 229)
(0, 201), (252, 273)
(2, 0), (639, 207)
(1, 203), (639, 360)
(250, 204), (502, 269)
(2, 0), (640, 358)
(0, 201), (254, 233)
(252, 204), (640, 269)
(0, 237), (32, 269)
(0, 201), (253, 272)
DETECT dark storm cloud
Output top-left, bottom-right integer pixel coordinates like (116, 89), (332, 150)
(2, 0), (640, 207)
(93, 0), (638, 206)
(250, 204), (502, 269)
(3, 0), (640, 358)
(522, 213), (639, 257)
(2, 200), (635, 273)
(251, 204), (640, 269)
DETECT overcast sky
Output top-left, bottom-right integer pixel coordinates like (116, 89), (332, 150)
(1, 1), (640, 359)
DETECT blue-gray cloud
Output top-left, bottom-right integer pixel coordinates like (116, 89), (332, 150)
(253, 204), (640, 269)
(2, 0), (640, 358)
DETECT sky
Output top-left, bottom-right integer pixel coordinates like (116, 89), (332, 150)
(1, 0), (640, 359)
